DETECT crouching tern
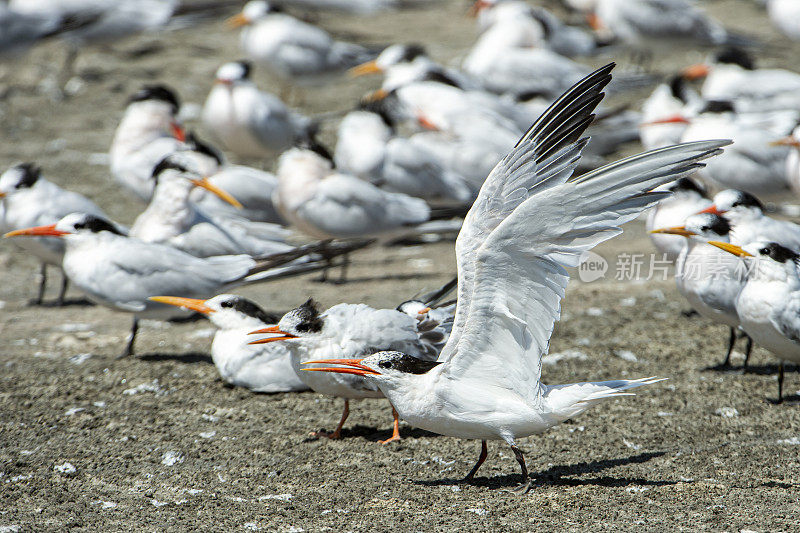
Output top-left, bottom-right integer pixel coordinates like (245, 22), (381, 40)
(304, 64), (730, 491)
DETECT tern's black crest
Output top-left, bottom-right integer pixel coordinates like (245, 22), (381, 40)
(151, 157), (189, 183)
(377, 352), (443, 375)
(421, 69), (461, 89)
(669, 177), (707, 197)
(186, 132), (224, 166)
(13, 163), (41, 189)
(700, 100), (735, 114)
(235, 60), (252, 79)
(74, 215), (124, 235)
(294, 298), (324, 333)
(668, 75), (690, 104)
(219, 296), (280, 324)
(715, 47), (755, 70)
(758, 243), (799, 264)
(700, 214), (731, 237)
(128, 84), (180, 113)
(399, 44), (426, 63)
(729, 190), (764, 211)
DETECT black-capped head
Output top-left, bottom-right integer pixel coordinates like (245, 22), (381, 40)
(700, 100), (735, 114)
(714, 47), (755, 70)
(399, 43), (426, 63)
(357, 98), (397, 130)
(206, 294), (280, 325)
(55, 213), (124, 236)
(713, 189), (764, 213)
(0, 163), (41, 194)
(151, 156), (191, 186)
(668, 177), (708, 197)
(277, 298), (325, 337)
(668, 75), (690, 104)
(754, 242), (799, 264)
(127, 84), (180, 113)
(684, 213), (731, 238)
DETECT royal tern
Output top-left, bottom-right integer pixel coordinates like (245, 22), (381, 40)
(589, 0), (732, 47)
(703, 189), (800, 251)
(180, 133), (285, 225)
(4, 213), (323, 357)
(249, 298), (443, 443)
(709, 241), (800, 401)
(639, 76), (702, 150)
(767, 0), (800, 40)
(651, 213), (748, 367)
(201, 61), (314, 158)
(684, 47), (800, 113)
(274, 147), (433, 240)
(333, 104), (475, 203)
(110, 84), (186, 201)
(129, 155), (292, 258)
(673, 101), (793, 196)
(349, 44), (480, 93)
(149, 294), (308, 393)
(304, 65), (730, 489)
(0, 163), (110, 305)
(646, 177), (711, 262)
(227, 1), (372, 87)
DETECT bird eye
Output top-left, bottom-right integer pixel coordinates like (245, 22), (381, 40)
(759, 247), (770, 255)
(379, 361), (394, 369)
(220, 301), (233, 308)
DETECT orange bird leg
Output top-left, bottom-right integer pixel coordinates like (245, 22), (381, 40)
(311, 399), (349, 440)
(379, 406), (402, 444)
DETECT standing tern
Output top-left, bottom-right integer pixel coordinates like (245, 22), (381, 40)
(646, 177), (711, 262)
(129, 155), (292, 258)
(303, 64), (730, 489)
(709, 241), (800, 401)
(149, 294), (308, 393)
(702, 189), (800, 251)
(249, 298), (446, 443)
(227, 1), (373, 88)
(651, 213), (749, 367)
(0, 163), (110, 305)
(3, 213), (330, 357)
(202, 61), (314, 158)
(110, 84), (186, 201)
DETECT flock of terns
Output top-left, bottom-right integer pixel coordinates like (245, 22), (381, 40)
(3, 0), (800, 492)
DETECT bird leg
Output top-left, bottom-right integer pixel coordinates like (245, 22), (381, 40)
(462, 441), (488, 483)
(505, 444), (532, 495)
(118, 318), (139, 359)
(743, 335), (753, 371)
(30, 263), (47, 306)
(378, 406), (401, 444)
(336, 252), (350, 285)
(56, 273), (69, 307)
(311, 399), (349, 439)
(721, 326), (736, 367)
(778, 361), (784, 404)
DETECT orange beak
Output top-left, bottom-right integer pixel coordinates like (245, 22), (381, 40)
(417, 114), (439, 131)
(348, 60), (382, 77)
(417, 307), (431, 315)
(698, 205), (724, 215)
(683, 63), (711, 81)
(467, 0), (492, 17)
(148, 296), (213, 314)
(0, 192), (6, 198)
(641, 115), (691, 127)
(649, 226), (696, 238)
(707, 241), (753, 257)
(190, 177), (243, 208)
(770, 136), (800, 148)
(4, 223), (70, 238)
(248, 325), (298, 344)
(301, 358), (380, 376)
(586, 13), (604, 31)
(226, 13), (250, 29)
(363, 88), (389, 102)
(171, 122), (186, 143)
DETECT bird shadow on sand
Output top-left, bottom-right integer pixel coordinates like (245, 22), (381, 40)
(302, 424), (440, 443)
(30, 297), (94, 308)
(416, 450), (673, 490)
(137, 351), (213, 364)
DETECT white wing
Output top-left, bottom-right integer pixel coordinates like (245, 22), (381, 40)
(441, 65), (729, 405)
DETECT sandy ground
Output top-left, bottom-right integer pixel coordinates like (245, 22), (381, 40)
(2, 0), (800, 530)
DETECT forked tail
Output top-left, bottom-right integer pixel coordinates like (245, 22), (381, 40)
(542, 377), (666, 423)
